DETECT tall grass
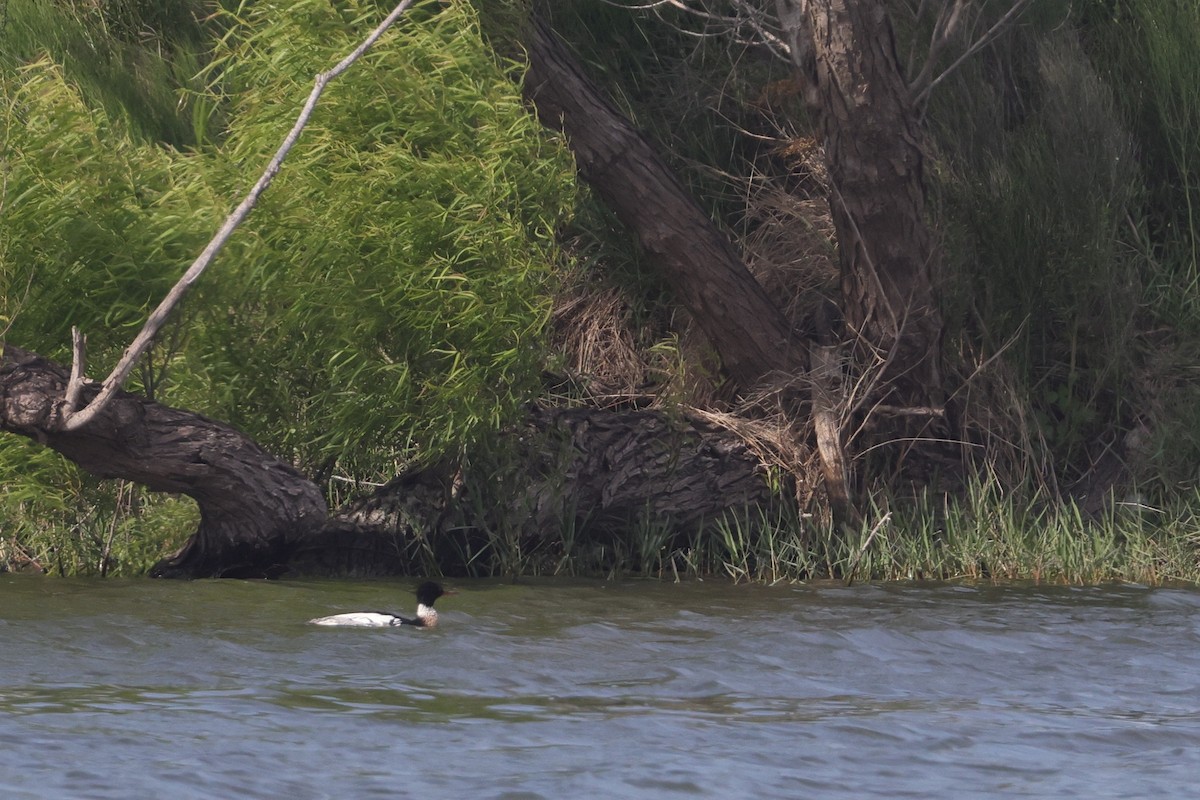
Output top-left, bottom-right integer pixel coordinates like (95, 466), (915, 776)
(926, 23), (1144, 480)
(839, 480), (1200, 586)
(330, 474), (1197, 585)
(1082, 0), (1200, 324)
(760, 479), (1198, 585)
(0, 437), (194, 576)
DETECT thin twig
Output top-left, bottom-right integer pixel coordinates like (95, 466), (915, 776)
(845, 511), (891, 586)
(913, 0), (1031, 107)
(60, 0), (418, 432)
(63, 326), (87, 416)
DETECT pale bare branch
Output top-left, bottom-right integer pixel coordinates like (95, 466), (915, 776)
(908, 0), (966, 94)
(608, 0), (793, 61)
(773, 0), (812, 76)
(63, 327), (87, 417)
(60, 0), (419, 432)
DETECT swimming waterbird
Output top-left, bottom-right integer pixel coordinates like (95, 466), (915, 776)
(308, 581), (453, 628)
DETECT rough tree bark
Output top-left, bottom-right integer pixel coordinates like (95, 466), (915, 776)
(779, 0), (946, 420)
(2, 344), (772, 577)
(523, 16), (802, 389)
(0, 344), (328, 577)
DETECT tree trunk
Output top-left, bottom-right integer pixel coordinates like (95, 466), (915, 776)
(523, 16), (802, 390)
(1, 344), (328, 577)
(2, 344), (775, 577)
(300, 405), (777, 576)
(781, 0), (946, 419)
(486, 406), (776, 540)
(522, 14), (860, 513)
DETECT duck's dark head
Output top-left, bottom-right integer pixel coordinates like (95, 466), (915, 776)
(415, 581), (450, 607)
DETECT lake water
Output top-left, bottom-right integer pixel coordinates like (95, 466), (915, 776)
(2, 576), (1199, 798)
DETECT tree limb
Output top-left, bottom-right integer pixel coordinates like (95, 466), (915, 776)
(907, 0), (966, 97)
(62, 326), (87, 417)
(58, 0), (419, 432)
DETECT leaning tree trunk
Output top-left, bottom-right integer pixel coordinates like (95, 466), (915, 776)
(523, 16), (802, 389)
(0, 344), (328, 577)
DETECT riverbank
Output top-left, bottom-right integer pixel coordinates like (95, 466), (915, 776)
(5, 478), (1199, 585)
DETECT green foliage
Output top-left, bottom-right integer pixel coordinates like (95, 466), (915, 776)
(928, 23), (1145, 475)
(0, 0), (214, 146)
(3, 0), (573, 471)
(1083, 0), (1200, 322)
(187, 0), (575, 471)
(1, 59), (216, 369)
(2, 0), (575, 571)
(692, 479), (1200, 586)
(827, 480), (1200, 586)
(0, 438), (193, 576)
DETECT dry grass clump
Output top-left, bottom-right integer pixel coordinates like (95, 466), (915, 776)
(690, 384), (821, 511)
(549, 278), (656, 407)
(738, 176), (837, 331)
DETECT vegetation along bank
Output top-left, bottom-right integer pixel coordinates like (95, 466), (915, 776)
(2, 0), (1199, 582)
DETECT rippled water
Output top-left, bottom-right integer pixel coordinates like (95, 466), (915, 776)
(2, 576), (1200, 798)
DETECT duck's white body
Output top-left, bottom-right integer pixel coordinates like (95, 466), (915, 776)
(308, 581), (449, 628)
(308, 605), (437, 628)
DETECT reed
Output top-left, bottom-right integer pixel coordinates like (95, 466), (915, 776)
(519, 478), (1200, 586)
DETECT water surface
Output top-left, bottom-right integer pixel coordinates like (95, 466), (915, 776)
(2, 576), (1199, 798)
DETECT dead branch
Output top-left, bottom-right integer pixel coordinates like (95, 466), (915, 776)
(908, 0), (966, 97)
(57, 0), (419, 433)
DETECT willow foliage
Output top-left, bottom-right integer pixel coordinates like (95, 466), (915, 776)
(2, 0), (575, 480)
(0, 0), (211, 146)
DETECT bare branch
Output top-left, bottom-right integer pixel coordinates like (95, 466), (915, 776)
(912, 0), (1032, 107)
(773, 0), (813, 79)
(59, 0), (419, 432)
(908, 0), (966, 95)
(63, 326), (87, 417)
(608, 0), (794, 62)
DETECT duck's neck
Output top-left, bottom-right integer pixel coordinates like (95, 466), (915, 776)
(416, 604), (438, 627)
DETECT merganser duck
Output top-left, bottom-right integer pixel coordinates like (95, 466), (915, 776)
(309, 581), (453, 628)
